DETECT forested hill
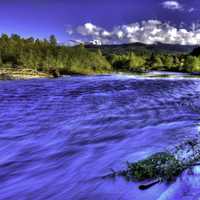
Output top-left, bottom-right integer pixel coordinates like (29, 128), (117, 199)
(0, 34), (112, 75)
(85, 42), (198, 56)
(1, 33), (200, 77)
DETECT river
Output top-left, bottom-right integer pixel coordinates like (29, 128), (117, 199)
(1, 73), (200, 200)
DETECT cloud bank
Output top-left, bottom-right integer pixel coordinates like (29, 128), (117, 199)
(162, 1), (183, 10)
(67, 20), (200, 45)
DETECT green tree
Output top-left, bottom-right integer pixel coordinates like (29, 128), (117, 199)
(0, 51), (2, 66)
(147, 54), (163, 69)
(11, 34), (21, 41)
(184, 56), (200, 72)
(162, 55), (174, 68)
(49, 35), (57, 46)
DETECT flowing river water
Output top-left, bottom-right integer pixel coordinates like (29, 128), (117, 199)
(1, 73), (200, 200)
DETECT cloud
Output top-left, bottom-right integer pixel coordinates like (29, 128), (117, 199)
(67, 20), (200, 45)
(162, 1), (183, 10)
(76, 23), (102, 36)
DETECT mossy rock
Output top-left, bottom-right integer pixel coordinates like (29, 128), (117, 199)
(124, 152), (184, 182)
(108, 139), (200, 184)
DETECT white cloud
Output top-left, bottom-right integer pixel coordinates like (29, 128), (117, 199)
(67, 20), (200, 45)
(102, 30), (111, 37)
(162, 1), (183, 10)
(76, 23), (102, 36)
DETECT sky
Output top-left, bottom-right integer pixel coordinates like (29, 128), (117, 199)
(1, 0), (200, 45)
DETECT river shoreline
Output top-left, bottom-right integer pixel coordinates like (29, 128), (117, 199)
(1, 68), (200, 81)
(0, 68), (52, 80)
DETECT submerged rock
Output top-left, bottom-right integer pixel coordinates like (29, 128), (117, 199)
(117, 138), (200, 183)
(48, 68), (60, 78)
(124, 152), (183, 181)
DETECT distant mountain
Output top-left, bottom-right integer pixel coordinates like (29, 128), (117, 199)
(85, 42), (199, 55)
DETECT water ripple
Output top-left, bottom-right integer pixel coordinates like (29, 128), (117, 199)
(0, 75), (200, 199)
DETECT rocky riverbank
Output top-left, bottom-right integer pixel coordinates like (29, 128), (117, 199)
(0, 68), (52, 80)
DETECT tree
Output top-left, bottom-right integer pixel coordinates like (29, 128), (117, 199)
(191, 47), (200, 57)
(147, 54), (163, 69)
(0, 51), (2, 66)
(184, 56), (200, 72)
(1, 33), (9, 41)
(97, 48), (102, 56)
(11, 34), (21, 41)
(26, 37), (34, 43)
(49, 35), (57, 46)
(162, 55), (174, 68)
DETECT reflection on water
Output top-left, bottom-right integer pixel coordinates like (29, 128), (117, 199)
(0, 73), (200, 199)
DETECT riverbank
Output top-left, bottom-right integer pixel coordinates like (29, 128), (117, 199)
(0, 68), (52, 80)
(1, 67), (200, 81)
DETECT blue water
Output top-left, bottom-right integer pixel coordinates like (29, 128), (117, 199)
(1, 74), (200, 200)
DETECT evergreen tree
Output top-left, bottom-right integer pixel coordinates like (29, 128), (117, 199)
(49, 35), (57, 46)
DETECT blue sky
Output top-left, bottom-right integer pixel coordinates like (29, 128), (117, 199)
(0, 0), (200, 44)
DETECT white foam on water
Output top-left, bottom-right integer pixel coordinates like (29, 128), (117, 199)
(157, 167), (200, 200)
(157, 179), (183, 200)
(111, 72), (200, 81)
(192, 166), (200, 175)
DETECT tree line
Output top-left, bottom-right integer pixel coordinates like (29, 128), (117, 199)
(0, 33), (200, 74)
(107, 51), (200, 73)
(0, 34), (111, 75)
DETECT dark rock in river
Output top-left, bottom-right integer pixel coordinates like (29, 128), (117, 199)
(116, 138), (200, 183)
(48, 68), (61, 78)
(124, 152), (183, 182)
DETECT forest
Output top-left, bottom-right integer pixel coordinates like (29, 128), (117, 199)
(1, 33), (200, 75)
(0, 34), (111, 75)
